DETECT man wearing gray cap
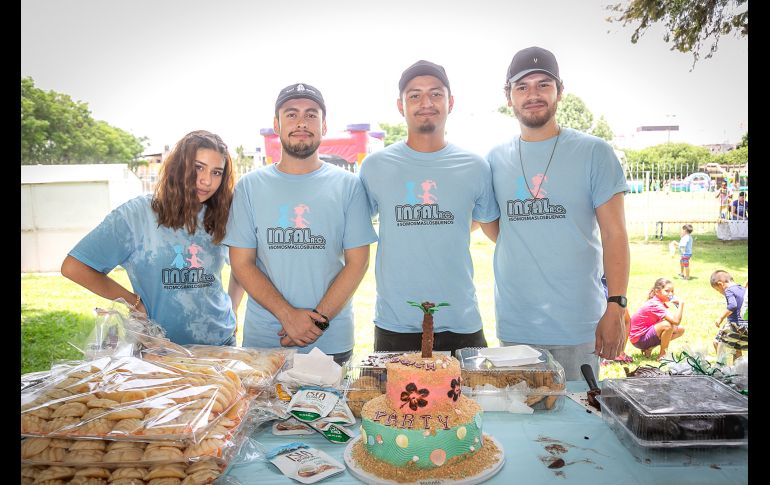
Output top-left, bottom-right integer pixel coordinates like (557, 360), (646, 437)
(359, 60), (500, 356)
(224, 83), (377, 365)
(484, 47), (630, 380)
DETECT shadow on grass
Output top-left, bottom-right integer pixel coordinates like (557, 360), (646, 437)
(21, 309), (95, 374)
(633, 234), (748, 270)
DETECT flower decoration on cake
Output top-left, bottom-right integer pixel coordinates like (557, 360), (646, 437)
(400, 383), (430, 411)
(407, 300), (450, 358)
(447, 377), (462, 401)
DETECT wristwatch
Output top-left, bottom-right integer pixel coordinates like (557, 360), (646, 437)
(607, 295), (628, 308)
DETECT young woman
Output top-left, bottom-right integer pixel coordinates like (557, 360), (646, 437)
(61, 130), (243, 345)
(628, 278), (685, 361)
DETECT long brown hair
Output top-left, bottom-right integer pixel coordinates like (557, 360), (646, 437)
(151, 130), (234, 244)
(648, 278), (672, 299)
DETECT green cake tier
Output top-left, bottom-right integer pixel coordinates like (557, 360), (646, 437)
(360, 394), (483, 469)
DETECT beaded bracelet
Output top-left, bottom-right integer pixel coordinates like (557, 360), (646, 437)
(312, 308), (330, 331)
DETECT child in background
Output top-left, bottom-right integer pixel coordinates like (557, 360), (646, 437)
(711, 270), (748, 360)
(715, 180), (733, 219)
(629, 278), (685, 361)
(677, 224), (693, 280)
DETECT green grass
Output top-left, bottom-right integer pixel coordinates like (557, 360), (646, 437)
(21, 230), (747, 378)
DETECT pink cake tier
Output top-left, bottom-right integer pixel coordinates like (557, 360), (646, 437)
(385, 353), (462, 413)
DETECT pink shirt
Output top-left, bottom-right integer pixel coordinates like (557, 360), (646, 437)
(629, 297), (668, 343)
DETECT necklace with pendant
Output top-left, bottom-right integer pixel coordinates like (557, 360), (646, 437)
(518, 127), (561, 199)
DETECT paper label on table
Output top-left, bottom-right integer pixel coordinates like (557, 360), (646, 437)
(269, 445), (345, 483)
(288, 387), (341, 423)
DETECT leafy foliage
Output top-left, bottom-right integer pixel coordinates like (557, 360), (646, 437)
(623, 143), (713, 173)
(712, 146), (748, 166)
(234, 145), (255, 176)
(555, 93), (594, 132)
(591, 115), (614, 141)
(21, 77), (147, 164)
(607, 0), (748, 67)
(379, 122), (407, 146)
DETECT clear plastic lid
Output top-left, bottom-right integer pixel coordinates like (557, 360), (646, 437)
(456, 347), (566, 388)
(602, 375), (747, 416)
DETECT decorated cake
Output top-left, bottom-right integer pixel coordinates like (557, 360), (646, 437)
(349, 301), (502, 482)
(359, 352), (483, 469)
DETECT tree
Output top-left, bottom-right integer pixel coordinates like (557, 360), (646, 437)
(713, 146), (748, 166)
(607, 0), (748, 68)
(737, 132), (748, 149)
(623, 143), (713, 180)
(497, 105), (514, 117)
(555, 93), (594, 132)
(378, 122), (407, 146)
(233, 145), (255, 176)
(21, 77), (147, 164)
(591, 115), (614, 141)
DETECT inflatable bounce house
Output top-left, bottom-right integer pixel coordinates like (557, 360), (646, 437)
(260, 123), (384, 173)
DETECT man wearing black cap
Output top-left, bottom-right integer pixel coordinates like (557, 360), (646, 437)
(484, 47), (630, 380)
(225, 83), (377, 365)
(359, 60), (500, 355)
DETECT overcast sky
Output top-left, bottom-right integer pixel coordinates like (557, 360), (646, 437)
(21, 0), (748, 156)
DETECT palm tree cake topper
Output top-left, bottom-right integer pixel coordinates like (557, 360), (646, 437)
(407, 300), (450, 358)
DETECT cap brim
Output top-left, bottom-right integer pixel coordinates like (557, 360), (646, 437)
(276, 94), (325, 112)
(508, 68), (560, 84)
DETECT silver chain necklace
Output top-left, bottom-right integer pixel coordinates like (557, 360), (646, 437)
(518, 127), (561, 199)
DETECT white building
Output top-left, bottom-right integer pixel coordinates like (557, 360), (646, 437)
(21, 164), (142, 272)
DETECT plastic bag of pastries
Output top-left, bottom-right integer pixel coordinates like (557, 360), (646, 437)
(20, 355), (245, 442)
(143, 345), (294, 393)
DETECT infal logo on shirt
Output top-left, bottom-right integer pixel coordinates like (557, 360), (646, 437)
(395, 179), (454, 227)
(162, 243), (216, 289)
(506, 175), (567, 221)
(267, 204), (327, 249)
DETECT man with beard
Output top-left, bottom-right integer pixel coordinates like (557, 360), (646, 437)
(359, 60), (499, 355)
(224, 83), (377, 365)
(484, 47), (630, 380)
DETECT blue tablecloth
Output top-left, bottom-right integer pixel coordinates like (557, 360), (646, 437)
(222, 382), (748, 484)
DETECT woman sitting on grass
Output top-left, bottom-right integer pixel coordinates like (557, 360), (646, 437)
(628, 278), (685, 361)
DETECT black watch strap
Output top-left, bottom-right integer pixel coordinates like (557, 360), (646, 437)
(607, 295), (628, 308)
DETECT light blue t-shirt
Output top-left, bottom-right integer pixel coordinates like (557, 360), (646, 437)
(486, 128), (629, 345)
(68, 195), (236, 345)
(359, 141), (500, 334)
(679, 233), (693, 256)
(223, 163), (377, 354)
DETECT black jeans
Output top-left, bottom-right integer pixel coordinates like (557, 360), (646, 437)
(374, 326), (487, 357)
(330, 349), (354, 367)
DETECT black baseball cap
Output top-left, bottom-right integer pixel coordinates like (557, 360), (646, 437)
(275, 83), (326, 116)
(398, 60), (451, 95)
(506, 46), (561, 85)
